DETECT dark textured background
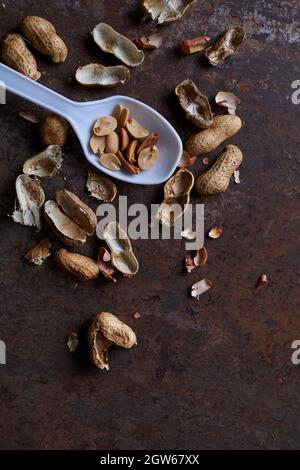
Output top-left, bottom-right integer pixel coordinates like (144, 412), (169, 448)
(0, 0), (299, 450)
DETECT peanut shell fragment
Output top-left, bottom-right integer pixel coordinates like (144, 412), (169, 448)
(86, 171), (117, 202)
(205, 27), (245, 66)
(23, 145), (63, 178)
(12, 174), (45, 230)
(25, 238), (51, 265)
(175, 79), (213, 129)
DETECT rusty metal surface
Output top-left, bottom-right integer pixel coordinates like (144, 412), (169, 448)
(0, 0), (299, 450)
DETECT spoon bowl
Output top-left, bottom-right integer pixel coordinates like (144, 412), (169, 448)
(0, 64), (182, 185)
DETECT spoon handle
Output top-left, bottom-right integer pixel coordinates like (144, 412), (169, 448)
(0, 63), (75, 119)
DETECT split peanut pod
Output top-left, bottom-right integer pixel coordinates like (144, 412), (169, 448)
(44, 190), (97, 246)
(142, 0), (197, 24)
(185, 115), (242, 156)
(92, 23), (144, 67)
(56, 189), (97, 235)
(44, 201), (87, 247)
(21, 15), (68, 63)
(103, 222), (139, 277)
(12, 174), (45, 230)
(157, 168), (194, 227)
(205, 27), (246, 66)
(175, 80), (213, 129)
(195, 145), (243, 196)
(75, 63), (130, 87)
(2, 33), (41, 80)
(88, 312), (137, 370)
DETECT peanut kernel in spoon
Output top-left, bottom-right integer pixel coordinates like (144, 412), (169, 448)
(100, 153), (122, 171)
(126, 118), (149, 139)
(93, 116), (117, 136)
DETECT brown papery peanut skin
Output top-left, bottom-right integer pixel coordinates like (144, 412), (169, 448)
(195, 145), (243, 196)
(2, 33), (41, 80)
(185, 115), (242, 156)
(39, 114), (68, 147)
(21, 16), (68, 63)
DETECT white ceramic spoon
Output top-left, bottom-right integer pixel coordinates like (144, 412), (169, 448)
(0, 63), (183, 185)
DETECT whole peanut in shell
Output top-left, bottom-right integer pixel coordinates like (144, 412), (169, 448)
(2, 33), (41, 80)
(195, 145), (243, 196)
(39, 114), (69, 147)
(185, 115), (242, 156)
(21, 16), (68, 63)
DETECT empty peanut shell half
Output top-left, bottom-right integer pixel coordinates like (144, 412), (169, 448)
(56, 189), (97, 235)
(12, 174), (45, 230)
(93, 116), (117, 136)
(142, 0), (197, 24)
(87, 312), (137, 370)
(126, 118), (149, 139)
(157, 168), (194, 226)
(92, 23), (144, 67)
(44, 201), (87, 247)
(205, 27), (246, 66)
(175, 79), (213, 129)
(75, 63), (130, 87)
(103, 222), (139, 276)
(23, 145), (63, 178)
(100, 153), (122, 171)
(138, 145), (159, 170)
(86, 170), (117, 202)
